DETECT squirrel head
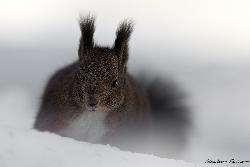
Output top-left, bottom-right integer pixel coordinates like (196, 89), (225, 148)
(73, 15), (134, 112)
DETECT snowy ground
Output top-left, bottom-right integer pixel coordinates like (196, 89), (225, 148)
(0, 127), (195, 167)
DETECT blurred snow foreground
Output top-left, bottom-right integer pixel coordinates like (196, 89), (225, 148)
(0, 127), (195, 167)
(0, 88), (197, 167)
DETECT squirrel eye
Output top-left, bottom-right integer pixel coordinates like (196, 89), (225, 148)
(111, 80), (118, 88)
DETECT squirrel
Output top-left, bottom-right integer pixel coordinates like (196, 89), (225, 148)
(34, 15), (190, 157)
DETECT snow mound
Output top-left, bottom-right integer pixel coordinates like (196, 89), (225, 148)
(0, 126), (197, 167)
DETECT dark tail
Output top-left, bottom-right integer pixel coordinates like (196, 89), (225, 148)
(138, 75), (192, 158)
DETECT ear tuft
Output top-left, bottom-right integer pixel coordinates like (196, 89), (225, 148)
(78, 14), (95, 57)
(113, 20), (134, 65)
(113, 20), (134, 52)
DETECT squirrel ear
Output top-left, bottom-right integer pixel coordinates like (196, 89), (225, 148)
(113, 20), (134, 65)
(78, 15), (95, 59)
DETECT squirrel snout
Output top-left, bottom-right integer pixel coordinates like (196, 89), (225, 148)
(87, 95), (98, 107)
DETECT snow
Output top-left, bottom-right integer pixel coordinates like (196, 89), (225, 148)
(0, 88), (197, 167)
(0, 127), (195, 167)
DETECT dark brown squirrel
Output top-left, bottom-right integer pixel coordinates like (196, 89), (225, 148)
(34, 15), (190, 157)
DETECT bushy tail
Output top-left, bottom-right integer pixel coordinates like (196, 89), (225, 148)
(145, 78), (190, 125)
(138, 75), (191, 157)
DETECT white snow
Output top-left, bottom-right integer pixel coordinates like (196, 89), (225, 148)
(0, 126), (195, 167)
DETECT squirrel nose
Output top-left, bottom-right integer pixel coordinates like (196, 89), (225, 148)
(87, 96), (98, 107)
